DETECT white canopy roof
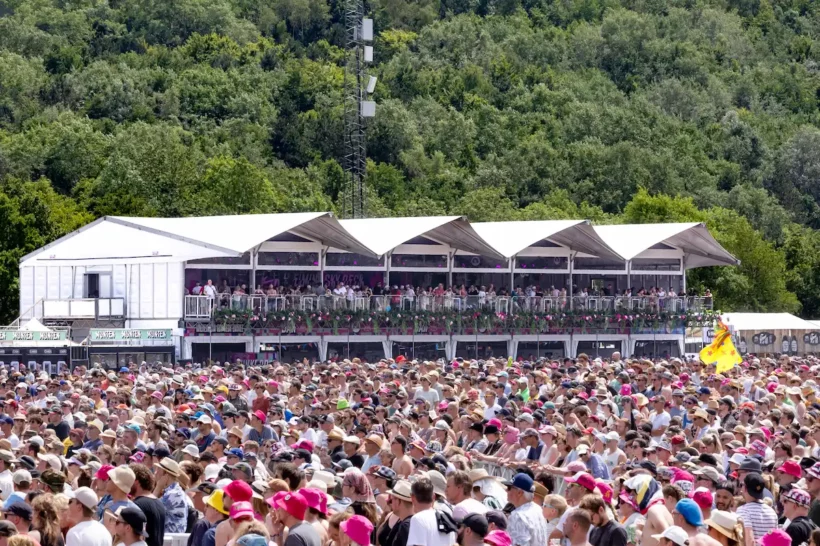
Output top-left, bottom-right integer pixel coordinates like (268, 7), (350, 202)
(22, 212), (376, 266)
(20, 318), (51, 332)
(471, 220), (622, 259)
(340, 216), (504, 259)
(723, 313), (817, 331)
(115, 212), (375, 256)
(593, 223), (738, 268)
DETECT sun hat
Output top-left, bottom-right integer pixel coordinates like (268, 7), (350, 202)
(182, 444), (200, 459)
(109, 466), (136, 495)
(154, 457), (181, 477)
(705, 511), (740, 541)
(229, 501), (255, 521)
(783, 487), (811, 507)
(389, 480), (412, 502)
(777, 460), (802, 479)
(204, 490), (229, 515)
(301, 488), (328, 516)
(340, 514), (375, 546)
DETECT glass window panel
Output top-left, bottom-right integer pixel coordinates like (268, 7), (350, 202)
(325, 253), (384, 267)
(390, 254), (448, 268)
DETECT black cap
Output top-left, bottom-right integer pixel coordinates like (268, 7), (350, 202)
(461, 513), (489, 538)
(16, 455), (35, 470)
(698, 453), (718, 467)
(333, 459), (353, 472)
(294, 449), (312, 462)
(744, 473), (766, 500)
(486, 510), (507, 531)
(639, 461), (657, 476)
(117, 507), (149, 537)
(469, 423), (484, 433)
(484, 425), (499, 435)
(4, 502), (31, 521)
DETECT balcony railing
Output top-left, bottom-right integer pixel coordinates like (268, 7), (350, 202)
(184, 294), (712, 320)
(38, 298), (126, 320)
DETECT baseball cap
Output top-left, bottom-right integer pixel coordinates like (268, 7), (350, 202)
(651, 526), (689, 546)
(744, 473), (766, 500)
(565, 471), (596, 492)
(273, 491), (308, 520)
(674, 498), (703, 527)
(72, 487), (99, 510)
(461, 513), (489, 538)
(503, 473), (534, 493)
(3, 503), (32, 521)
(109, 506), (149, 537)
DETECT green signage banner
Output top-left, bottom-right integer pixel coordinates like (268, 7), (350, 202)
(90, 329), (173, 342)
(0, 331), (67, 342)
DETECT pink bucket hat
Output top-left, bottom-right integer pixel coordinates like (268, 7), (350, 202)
(760, 530), (791, 546)
(486, 531), (512, 546)
(301, 488), (328, 516)
(340, 514), (374, 546)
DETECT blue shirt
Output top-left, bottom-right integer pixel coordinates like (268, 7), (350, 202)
(586, 454), (611, 480)
(196, 431), (215, 453)
(161, 482), (188, 533)
(99, 498), (138, 521)
(83, 438), (102, 451)
(202, 526), (218, 546)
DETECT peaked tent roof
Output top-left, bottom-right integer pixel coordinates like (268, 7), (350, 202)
(22, 212), (377, 266)
(20, 217), (239, 266)
(115, 212), (376, 256)
(340, 216), (505, 259)
(593, 223), (738, 268)
(723, 313), (817, 331)
(471, 220), (622, 259)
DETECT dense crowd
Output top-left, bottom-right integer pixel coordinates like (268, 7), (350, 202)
(0, 353), (815, 546)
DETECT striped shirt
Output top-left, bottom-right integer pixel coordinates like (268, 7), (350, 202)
(737, 501), (778, 544)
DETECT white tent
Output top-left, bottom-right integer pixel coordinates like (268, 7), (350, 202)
(340, 216), (505, 258)
(722, 313), (817, 331)
(19, 318), (51, 332)
(593, 223), (738, 268)
(471, 220), (622, 259)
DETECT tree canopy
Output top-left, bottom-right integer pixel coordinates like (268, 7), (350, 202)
(1, 0), (820, 320)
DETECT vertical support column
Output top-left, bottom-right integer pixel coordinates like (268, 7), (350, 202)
(447, 340), (457, 361)
(681, 256), (687, 295)
(508, 338), (518, 360)
(626, 259), (631, 295)
(385, 251), (391, 287)
(251, 247), (258, 292)
(319, 340), (328, 361)
(448, 251), (454, 288)
(381, 339), (393, 360)
(320, 246), (327, 288)
(509, 258), (515, 293)
(568, 252), (575, 310)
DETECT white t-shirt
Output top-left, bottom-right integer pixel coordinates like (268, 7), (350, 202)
(650, 411), (670, 437)
(407, 508), (456, 546)
(67, 520), (113, 546)
(453, 498), (489, 520)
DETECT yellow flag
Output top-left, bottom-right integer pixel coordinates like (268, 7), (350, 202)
(700, 321), (742, 374)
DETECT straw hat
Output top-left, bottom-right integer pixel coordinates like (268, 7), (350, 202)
(706, 511), (742, 542)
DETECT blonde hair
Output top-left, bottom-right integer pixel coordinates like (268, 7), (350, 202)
(8, 536), (37, 546)
(544, 494), (568, 517)
(31, 494), (61, 546)
(231, 520), (270, 542)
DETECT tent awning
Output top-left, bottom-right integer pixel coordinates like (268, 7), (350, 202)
(340, 216), (505, 259)
(593, 223), (738, 268)
(722, 313), (817, 331)
(471, 220), (622, 259)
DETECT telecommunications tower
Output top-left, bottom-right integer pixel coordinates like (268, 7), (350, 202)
(341, 0), (376, 218)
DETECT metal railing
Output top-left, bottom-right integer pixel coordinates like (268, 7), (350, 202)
(184, 294), (712, 319)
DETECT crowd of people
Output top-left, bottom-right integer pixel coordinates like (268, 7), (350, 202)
(188, 279), (711, 313)
(0, 352), (814, 546)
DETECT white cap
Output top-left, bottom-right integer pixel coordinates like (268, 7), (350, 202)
(197, 415), (212, 425)
(605, 431), (620, 442)
(652, 526), (689, 546)
(576, 444), (589, 455)
(73, 486), (99, 510)
(12, 470), (31, 485)
(204, 463), (222, 482)
(182, 444), (200, 458)
(37, 453), (61, 471)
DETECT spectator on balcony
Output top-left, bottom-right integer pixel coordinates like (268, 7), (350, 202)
(192, 282), (203, 295)
(203, 280), (217, 298)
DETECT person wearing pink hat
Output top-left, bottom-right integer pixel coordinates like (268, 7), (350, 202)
(300, 488), (329, 542)
(691, 488), (714, 521)
(270, 491), (321, 546)
(246, 409), (274, 444)
(760, 530), (791, 546)
(230, 501), (255, 522)
(485, 530), (512, 546)
(781, 488), (813, 546)
(340, 514), (374, 546)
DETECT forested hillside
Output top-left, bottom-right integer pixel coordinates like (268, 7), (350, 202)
(1, 0), (820, 320)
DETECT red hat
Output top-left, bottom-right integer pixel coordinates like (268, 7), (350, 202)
(273, 491), (308, 520)
(340, 514), (374, 546)
(224, 480), (253, 503)
(670, 435), (686, 445)
(777, 460), (802, 479)
(290, 440), (314, 453)
(692, 488), (713, 510)
(301, 488), (328, 516)
(252, 410), (267, 424)
(95, 464), (114, 480)
(565, 472), (596, 492)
